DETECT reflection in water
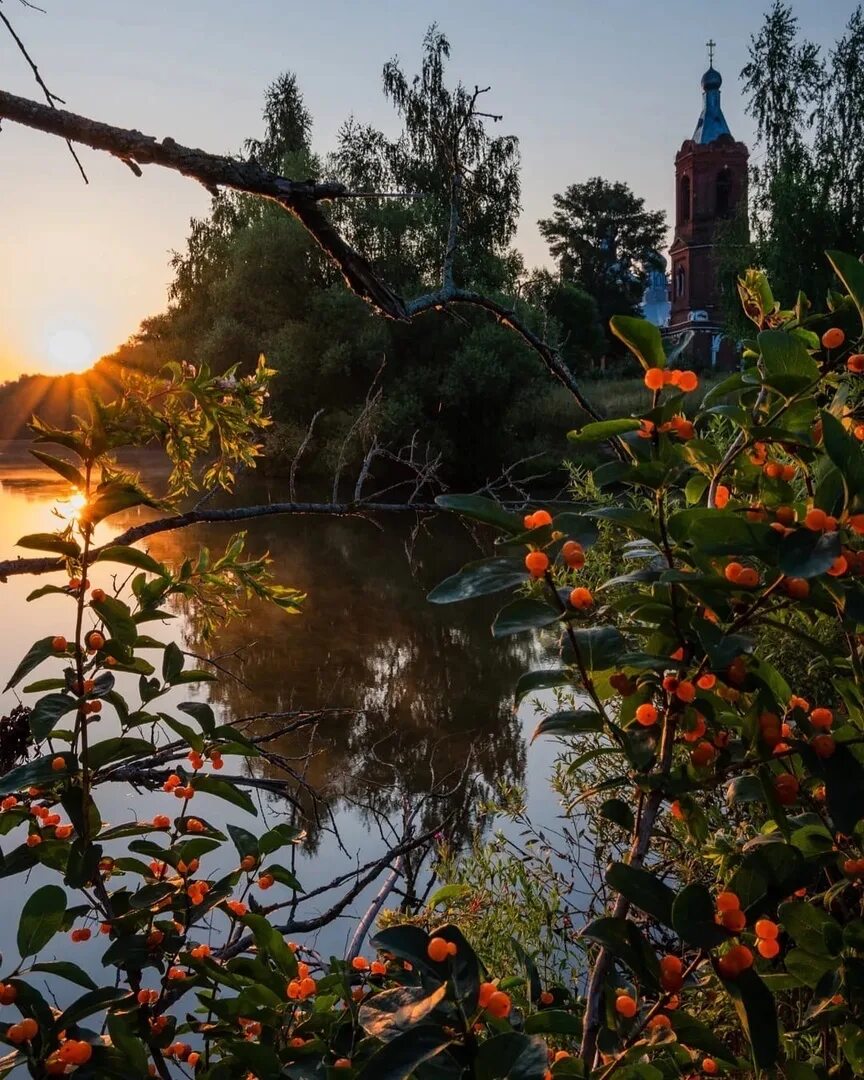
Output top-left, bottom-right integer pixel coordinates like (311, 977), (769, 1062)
(0, 442), (540, 853)
(147, 508), (536, 849)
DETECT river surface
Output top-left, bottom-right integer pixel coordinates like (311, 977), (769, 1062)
(0, 442), (563, 969)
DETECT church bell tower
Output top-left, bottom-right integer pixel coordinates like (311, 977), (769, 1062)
(667, 44), (749, 366)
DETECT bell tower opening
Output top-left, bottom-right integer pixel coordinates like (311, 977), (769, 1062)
(716, 166), (732, 217)
(679, 175), (691, 225)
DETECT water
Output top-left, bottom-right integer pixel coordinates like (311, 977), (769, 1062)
(0, 442), (564, 970)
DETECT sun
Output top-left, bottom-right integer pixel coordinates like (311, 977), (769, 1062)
(44, 328), (94, 374)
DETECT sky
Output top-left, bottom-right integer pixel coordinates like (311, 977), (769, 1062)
(0, 0), (850, 379)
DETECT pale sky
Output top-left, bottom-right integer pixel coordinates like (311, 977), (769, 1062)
(0, 0), (848, 379)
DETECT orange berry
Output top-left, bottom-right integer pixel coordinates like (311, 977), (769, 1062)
(51, 756), (66, 773)
(615, 993), (638, 1018)
(737, 568), (760, 588)
(810, 707), (833, 728)
(757, 938), (780, 959)
(675, 680), (696, 703)
(226, 900), (247, 917)
(569, 586), (594, 610)
(486, 990), (512, 1018)
(678, 370), (699, 392)
(670, 800), (684, 820)
(848, 354), (864, 373)
(427, 937), (450, 963)
(55, 824), (73, 840)
(774, 773), (799, 805)
(635, 703), (658, 727)
(696, 673), (716, 690)
(84, 630), (105, 651)
(240, 854), (257, 871)
(784, 577), (810, 599)
(0, 983), (17, 1006)
(258, 873), (274, 890)
(90, 588), (106, 603)
(644, 368), (665, 391)
(717, 944), (754, 978)
(690, 741), (716, 768)
(822, 327), (845, 350)
(187, 1052), (200, 1068)
(805, 508), (828, 531)
(719, 908), (746, 932)
(775, 505), (796, 525)
(828, 555), (848, 577)
(702, 1058), (718, 1074)
(6, 1024), (25, 1045)
(478, 982), (496, 1008)
(648, 1014), (672, 1030)
(26, 833), (42, 847)
(333, 1060), (352, 1070)
(51, 636), (67, 652)
(849, 514), (864, 535)
(755, 919), (779, 940)
(525, 551), (549, 578)
(811, 734), (836, 759)
(531, 510), (553, 528)
(715, 891), (740, 913)
(724, 562), (743, 582)
(763, 461), (783, 479)
(714, 485), (730, 509)
(539, 990), (554, 1006)
(351, 956), (370, 972)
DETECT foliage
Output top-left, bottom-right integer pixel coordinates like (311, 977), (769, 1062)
(429, 251), (864, 1074)
(537, 177), (667, 338)
(720, 2), (864, 306)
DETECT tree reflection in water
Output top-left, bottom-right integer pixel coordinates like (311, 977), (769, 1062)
(140, 505), (539, 851)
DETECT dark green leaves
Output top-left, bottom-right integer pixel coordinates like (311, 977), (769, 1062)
(0, 753), (76, 796)
(610, 315), (666, 370)
(355, 1025), (452, 1080)
(94, 545), (166, 575)
(16, 533), (80, 557)
(606, 863), (675, 926)
(757, 329), (819, 393)
(514, 668), (573, 704)
(29, 449), (85, 488)
(718, 967), (780, 1069)
(5, 636), (65, 691)
(827, 250), (864, 331)
(358, 983), (447, 1042)
(492, 599), (559, 638)
(474, 1033), (550, 1079)
(30, 692), (78, 740)
(568, 418), (642, 443)
(191, 775), (257, 815)
(778, 526), (841, 578)
(428, 558), (526, 603)
(91, 596), (138, 647)
(17, 884), (66, 956)
(562, 626), (626, 672)
(434, 494), (523, 534)
(671, 884), (728, 949)
(670, 1012), (733, 1060)
(531, 709), (604, 742)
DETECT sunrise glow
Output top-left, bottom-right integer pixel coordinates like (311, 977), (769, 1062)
(44, 328), (93, 374)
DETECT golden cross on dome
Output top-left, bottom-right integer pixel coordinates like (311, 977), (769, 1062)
(707, 39), (717, 66)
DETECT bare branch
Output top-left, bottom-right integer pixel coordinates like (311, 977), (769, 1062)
(289, 408), (324, 501)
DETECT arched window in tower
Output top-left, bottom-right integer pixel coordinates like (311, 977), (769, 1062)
(716, 167), (732, 218)
(679, 175), (691, 224)
(675, 264), (686, 299)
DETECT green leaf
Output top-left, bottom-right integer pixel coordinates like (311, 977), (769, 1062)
(130, 883), (177, 910)
(428, 883), (473, 908)
(531, 709), (604, 742)
(606, 862), (675, 927)
(94, 545), (166, 575)
(562, 626), (626, 671)
(26, 586), (72, 603)
(784, 948), (837, 988)
(821, 410), (864, 502)
(515, 668), (573, 703)
(16, 533), (80, 557)
(434, 494), (523, 534)
(5, 637), (66, 691)
(30, 693), (77, 740)
(827, 250), (864, 331)
(91, 596), (138, 647)
(355, 1024), (452, 1080)
(672, 884), (728, 949)
(162, 641), (185, 681)
(670, 1011), (733, 1060)
(88, 737), (157, 771)
(81, 481), (160, 527)
(718, 967), (779, 1069)
(758, 329), (820, 393)
(492, 598), (559, 638)
(610, 315), (666, 370)
(358, 983), (448, 1042)
(568, 419), (642, 443)
(227, 824), (259, 860)
(581, 917), (659, 987)
(370, 926), (440, 977)
(778, 901), (841, 956)
(258, 823), (304, 856)
(57, 986), (129, 1028)
(778, 526), (841, 578)
(17, 884), (66, 957)
(191, 774), (257, 815)
(30, 960), (98, 991)
(428, 557), (527, 604)
(242, 913), (298, 978)
(29, 449), (85, 489)
(474, 1032), (550, 1079)
(0, 753), (76, 797)
(599, 798), (635, 832)
(523, 1010), (582, 1036)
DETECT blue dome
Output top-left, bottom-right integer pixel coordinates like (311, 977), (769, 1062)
(701, 67), (722, 91)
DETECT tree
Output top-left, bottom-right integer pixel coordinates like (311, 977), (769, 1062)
(538, 177), (666, 332)
(726, 2), (864, 306)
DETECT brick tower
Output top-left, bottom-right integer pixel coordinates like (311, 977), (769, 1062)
(666, 47), (749, 367)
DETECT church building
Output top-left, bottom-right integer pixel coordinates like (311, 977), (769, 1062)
(650, 47), (749, 367)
